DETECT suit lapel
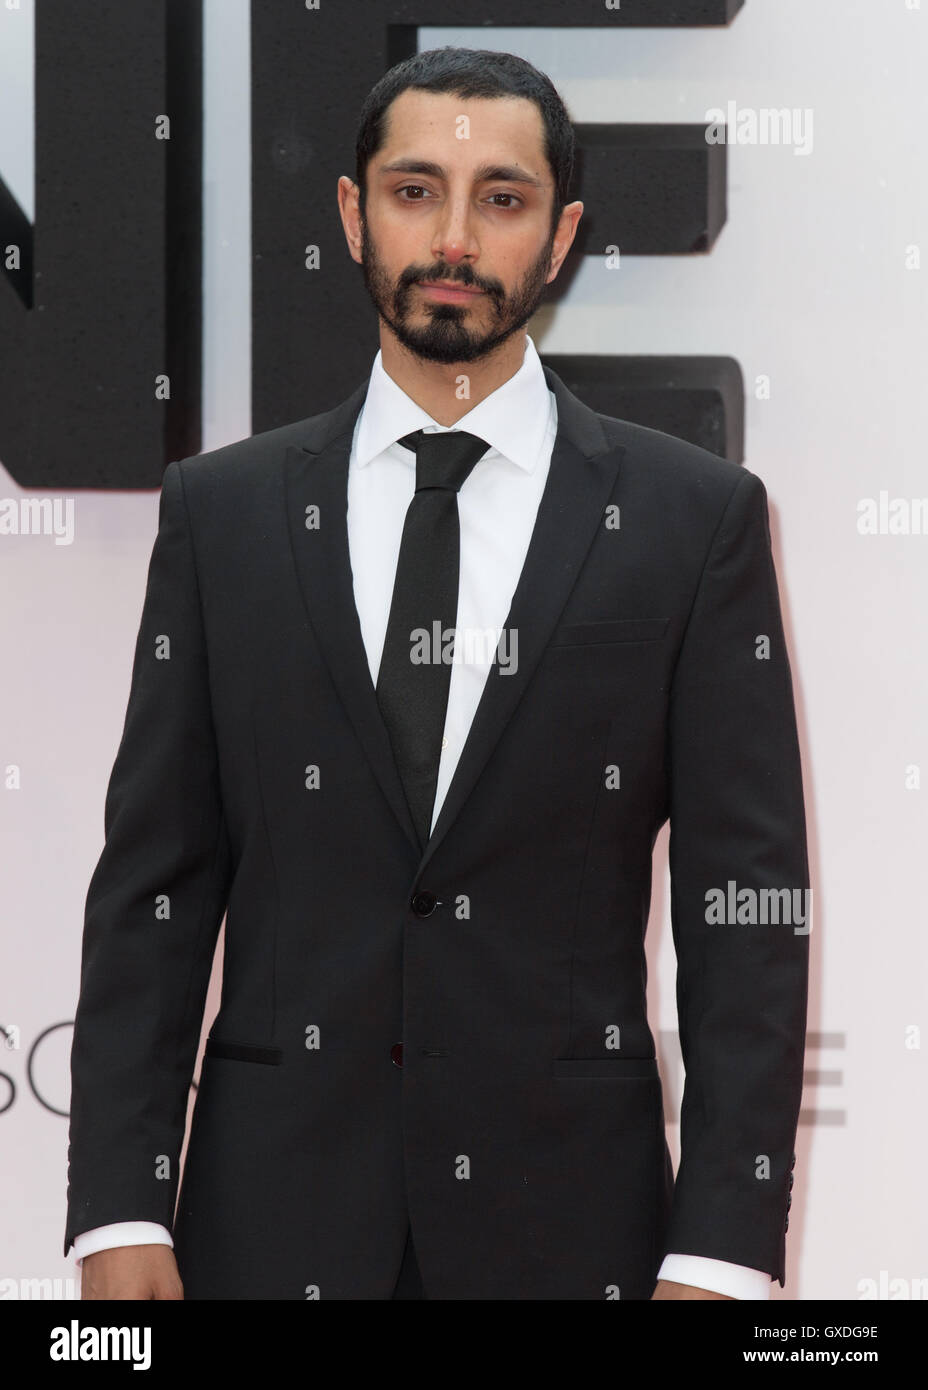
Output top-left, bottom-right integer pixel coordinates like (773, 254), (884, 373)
(284, 364), (626, 871)
(284, 378), (422, 855)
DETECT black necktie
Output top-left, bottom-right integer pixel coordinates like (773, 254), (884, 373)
(376, 428), (491, 850)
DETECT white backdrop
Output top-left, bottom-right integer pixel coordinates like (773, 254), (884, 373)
(1, 0), (925, 1300)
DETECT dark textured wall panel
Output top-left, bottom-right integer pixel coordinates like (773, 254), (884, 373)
(0, 0), (202, 489)
(542, 355), (745, 461)
(380, 0), (743, 24)
(573, 124), (727, 255)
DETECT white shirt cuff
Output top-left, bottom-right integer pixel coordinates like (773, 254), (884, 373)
(657, 1253), (771, 1300)
(70, 1221), (174, 1265)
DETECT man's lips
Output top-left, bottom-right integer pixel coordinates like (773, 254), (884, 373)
(418, 281), (485, 303)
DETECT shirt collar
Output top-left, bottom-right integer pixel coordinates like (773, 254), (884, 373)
(353, 332), (551, 475)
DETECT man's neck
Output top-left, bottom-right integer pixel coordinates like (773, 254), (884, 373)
(378, 328), (528, 426)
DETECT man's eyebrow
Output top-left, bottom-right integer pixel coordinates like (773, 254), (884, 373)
(377, 158), (547, 190)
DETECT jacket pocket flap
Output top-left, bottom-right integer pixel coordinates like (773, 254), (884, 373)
(204, 1036), (283, 1066)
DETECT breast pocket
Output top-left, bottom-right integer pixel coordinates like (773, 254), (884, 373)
(548, 618), (668, 648)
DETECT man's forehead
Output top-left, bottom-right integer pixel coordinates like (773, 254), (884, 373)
(384, 87), (542, 136)
(378, 90), (548, 179)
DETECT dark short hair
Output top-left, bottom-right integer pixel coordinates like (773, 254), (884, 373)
(355, 47), (576, 233)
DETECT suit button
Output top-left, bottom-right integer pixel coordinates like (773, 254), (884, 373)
(790, 1152), (796, 1170)
(788, 1173), (794, 1190)
(784, 1215), (790, 1232)
(391, 1042), (403, 1067)
(411, 890), (437, 917)
(786, 1192), (792, 1210)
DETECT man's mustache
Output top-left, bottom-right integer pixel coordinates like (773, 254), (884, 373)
(402, 268), (500, 296)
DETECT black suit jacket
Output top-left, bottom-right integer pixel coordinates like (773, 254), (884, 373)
(65, 364), (810, 1299)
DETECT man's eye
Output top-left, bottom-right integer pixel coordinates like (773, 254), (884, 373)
(395, 186), (521, 209)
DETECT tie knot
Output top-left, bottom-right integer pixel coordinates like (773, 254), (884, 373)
(398, 429), (490, 494)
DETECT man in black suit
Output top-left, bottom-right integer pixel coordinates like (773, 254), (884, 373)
(68, 48), (809, 1300)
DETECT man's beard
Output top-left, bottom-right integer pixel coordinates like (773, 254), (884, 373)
(359, 214), (557, 365)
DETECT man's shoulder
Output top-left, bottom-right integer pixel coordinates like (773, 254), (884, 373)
(592, 411), (766, 538)
(170, 411), (331, 492)
(169, 373), (367, 499)
(598, 410), (747, 495)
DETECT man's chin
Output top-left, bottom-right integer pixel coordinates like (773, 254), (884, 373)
(392, 325), (486, 365)
(403, 343), (482, 366)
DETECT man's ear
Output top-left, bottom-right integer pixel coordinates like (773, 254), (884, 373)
(337, 175), (364, 265)
(547, 200), (584, 285)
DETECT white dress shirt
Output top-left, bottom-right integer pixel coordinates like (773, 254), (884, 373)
(72, 333), (770, 1300)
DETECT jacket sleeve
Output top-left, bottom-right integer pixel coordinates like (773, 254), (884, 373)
(662, 467), (810, 1286)
(64, 459), (232, 1257)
